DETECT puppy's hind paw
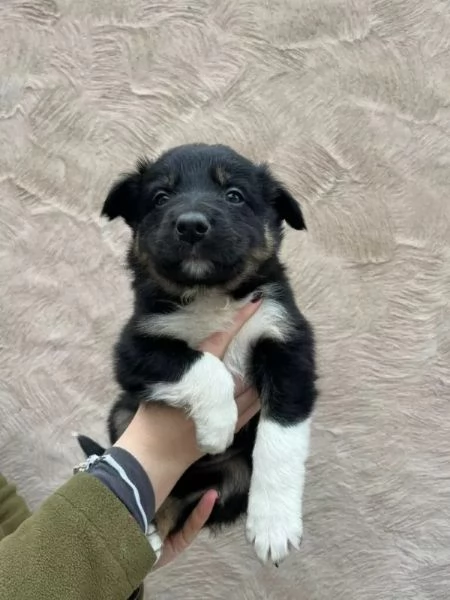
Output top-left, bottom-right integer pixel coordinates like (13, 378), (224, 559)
(246, 503), (303, 564)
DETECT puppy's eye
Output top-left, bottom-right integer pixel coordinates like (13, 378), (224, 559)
(226, 188), (244, 204)
(153, 191), (170, 207)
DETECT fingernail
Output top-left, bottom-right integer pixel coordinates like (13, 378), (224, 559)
(209, 489), (220, 503)
(251, 290), (263, 303)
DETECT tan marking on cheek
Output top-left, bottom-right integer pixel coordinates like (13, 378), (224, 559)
(132, 235), (197, 298)
(224, 257), (259, 291)
(249, 245), (269, 262)
(224, 226), (277, 291)
(247, 226), (276, 262)
(146, 260), (189, 297)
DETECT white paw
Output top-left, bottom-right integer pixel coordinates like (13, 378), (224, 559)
(246, 497), (303, 564)
(191, 353), (237, 454)
(147, 522), (163, 562)
(150, 351), (236, 455)
(195, 373), (237, 454)
(246, 417), (310, 564)
(195, 400), (238, 454)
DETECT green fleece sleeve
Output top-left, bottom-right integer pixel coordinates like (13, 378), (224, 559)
(0, 474), (32, 539)
(0, 473), (155, 600)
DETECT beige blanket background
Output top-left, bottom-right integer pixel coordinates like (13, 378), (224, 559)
(1, 1), (450, 598)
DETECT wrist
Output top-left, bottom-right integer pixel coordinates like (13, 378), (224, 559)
(114, 403), (203, 509)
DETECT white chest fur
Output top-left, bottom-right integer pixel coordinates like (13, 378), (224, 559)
(140, 286), (291, 379)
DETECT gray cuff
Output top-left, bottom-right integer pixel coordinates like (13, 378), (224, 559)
(90, 447), (155, 533)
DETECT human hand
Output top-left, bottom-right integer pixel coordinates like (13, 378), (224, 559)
(153, 302), (261, 568)
(197, 298), (262, 433)
(115, 298), (261, 509)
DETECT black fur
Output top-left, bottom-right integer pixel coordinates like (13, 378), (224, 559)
(78, 143), (316, 539)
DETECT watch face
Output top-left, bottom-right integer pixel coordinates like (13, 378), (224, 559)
(73, 462), (88, 474)
(73, 455), (102, 474)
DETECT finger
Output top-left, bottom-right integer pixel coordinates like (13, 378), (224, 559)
(235, 386), (259, 416)
(175, 490), (218, 550)
(235, 386), (260, 431)
(233, 376), (250, 397)
(156, 490), (218, 569)
(236, 400), (260, 431)
(225, 295), (263, 340)
(199, 297), (262, 359)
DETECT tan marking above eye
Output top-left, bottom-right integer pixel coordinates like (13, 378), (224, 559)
(214, 166), (230, 186)
(162, 172), (175, 188)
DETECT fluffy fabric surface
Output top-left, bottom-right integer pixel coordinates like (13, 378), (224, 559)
(1, 1), (450, 598)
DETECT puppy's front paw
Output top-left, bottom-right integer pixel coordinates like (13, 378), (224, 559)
(196, 401), (238, 454)
(246, 495), (303, 564)
(193, 354), (237, 454)
(150, 351), (237, 454)
(195, 378), (237, 454)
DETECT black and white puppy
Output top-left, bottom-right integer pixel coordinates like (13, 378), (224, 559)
(79, 143), (317, 565)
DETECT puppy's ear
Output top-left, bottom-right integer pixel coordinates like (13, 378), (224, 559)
(274, 185), (306, 230)
(101, 159), (151, 228)
(260, 166), (306, 231)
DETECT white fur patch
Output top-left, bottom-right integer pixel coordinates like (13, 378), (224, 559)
(140, 285), (291, 380)
(150, 352), (237, 454)
(181, 259), (214, 279)
(246, 418), (311, 564)
(224, 296), (290, 379)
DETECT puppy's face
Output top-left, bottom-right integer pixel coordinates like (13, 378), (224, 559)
(102, 144), (305, 289)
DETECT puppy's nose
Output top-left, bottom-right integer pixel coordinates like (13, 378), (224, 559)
(175, 212), (211, 244)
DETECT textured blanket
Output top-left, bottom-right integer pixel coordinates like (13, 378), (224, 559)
(1, 1), (450, 598)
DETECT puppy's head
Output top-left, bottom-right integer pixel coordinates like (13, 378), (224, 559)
(102, 144), (305, 290)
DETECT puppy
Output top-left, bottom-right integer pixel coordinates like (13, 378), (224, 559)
(78, 143), (317, 565)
